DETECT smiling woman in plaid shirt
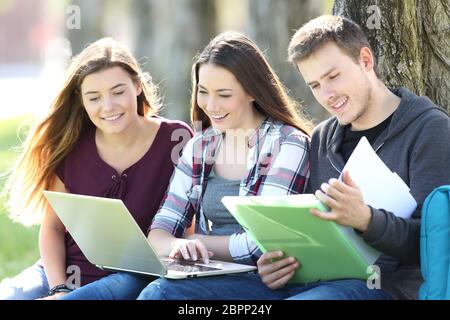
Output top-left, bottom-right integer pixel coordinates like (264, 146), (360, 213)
(134, 31), (311, 300)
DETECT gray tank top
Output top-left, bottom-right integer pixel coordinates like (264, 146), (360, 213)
(202, 168), (242, 236)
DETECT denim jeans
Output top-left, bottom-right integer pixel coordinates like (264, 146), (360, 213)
(0, 262), (49, 300)
(137, 273), (391, 300)
(60, 272), (153, 300)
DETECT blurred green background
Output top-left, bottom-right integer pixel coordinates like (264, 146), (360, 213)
(0, 116), (40, 280)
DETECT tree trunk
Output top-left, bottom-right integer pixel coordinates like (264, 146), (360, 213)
(333, 0), (450, 113)
(132, 0), (217, 122)
(247, 0), (329, 124)
(66, 0), (107, 55)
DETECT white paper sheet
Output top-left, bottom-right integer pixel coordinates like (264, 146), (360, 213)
(341, 137), (417, 219)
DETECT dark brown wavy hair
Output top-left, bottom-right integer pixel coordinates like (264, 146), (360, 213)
(191, 31), (312, 135)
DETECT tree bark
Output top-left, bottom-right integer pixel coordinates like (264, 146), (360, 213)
(66, 0), (107, 55)
(247, 0), (329, 123)
(333, 0), (450, 113)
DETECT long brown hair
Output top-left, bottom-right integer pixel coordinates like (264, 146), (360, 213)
(3, 37), (161, 226)
(191, 31), (312, 134)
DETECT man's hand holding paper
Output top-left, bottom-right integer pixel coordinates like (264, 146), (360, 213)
(311, 171), (372, 232)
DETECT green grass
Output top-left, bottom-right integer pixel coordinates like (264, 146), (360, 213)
(0, 115), (40, 280)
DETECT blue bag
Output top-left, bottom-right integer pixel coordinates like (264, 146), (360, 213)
(419, 185), (450, 300)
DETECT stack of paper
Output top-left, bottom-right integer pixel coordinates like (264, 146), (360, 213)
(342, 136), (417, 218)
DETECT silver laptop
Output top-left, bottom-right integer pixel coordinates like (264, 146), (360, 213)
(43, 191), (256, 279)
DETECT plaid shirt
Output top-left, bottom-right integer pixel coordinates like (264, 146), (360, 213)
(151, 117), (310, 265)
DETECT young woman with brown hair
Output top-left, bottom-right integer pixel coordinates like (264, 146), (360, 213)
(137, 31), (311, 300)
(0, 38), (192, 300)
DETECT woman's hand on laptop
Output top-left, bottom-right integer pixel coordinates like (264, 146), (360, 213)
(169, 238), (214, 264)
(257, 251), (299, 290)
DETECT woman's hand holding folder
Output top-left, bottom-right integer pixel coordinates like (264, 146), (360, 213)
(257, 251), (300, 290)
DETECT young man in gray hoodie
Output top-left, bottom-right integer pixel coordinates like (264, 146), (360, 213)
(257, 15), (450, 299)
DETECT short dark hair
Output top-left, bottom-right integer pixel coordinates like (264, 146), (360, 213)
(288, 15), (376, 70)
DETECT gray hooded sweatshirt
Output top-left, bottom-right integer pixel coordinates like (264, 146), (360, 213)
(308, 87), (450, 299)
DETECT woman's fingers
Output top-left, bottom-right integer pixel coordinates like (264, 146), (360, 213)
(260, 257), (298, 280)
(170, 239), (211, 263)
(194, 240), (210, 263)
(257, 252), (299, 290)
(267, 269), (296, 290)
(257, 251), (283, 267)
(186, 241), (198, 261)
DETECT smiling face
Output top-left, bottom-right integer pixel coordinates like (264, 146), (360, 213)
(80, 66), (142, 135)
(196, 63), (258, 132)
(297, 42), (374, 129)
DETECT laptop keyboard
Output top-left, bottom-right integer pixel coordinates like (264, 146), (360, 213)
(161, 258), (222, 273)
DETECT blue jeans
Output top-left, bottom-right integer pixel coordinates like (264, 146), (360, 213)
(60, 272), (153, 300)
(137, 273), (391, 300)
(0, 262), (49, 300)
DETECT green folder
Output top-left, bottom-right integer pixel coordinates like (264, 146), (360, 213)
(222, 194), (381, 284)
